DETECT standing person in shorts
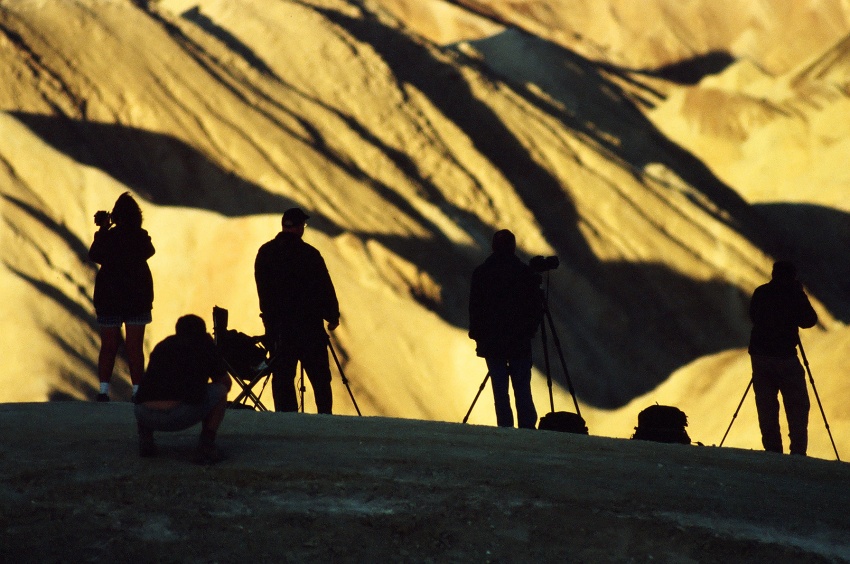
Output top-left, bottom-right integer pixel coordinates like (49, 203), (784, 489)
(88, 192), (155, 401)
(134, 314), (232, 464)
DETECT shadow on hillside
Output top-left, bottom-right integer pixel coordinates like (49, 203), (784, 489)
(305, 3), (601, 271)
(180, 6), (280, 79)
(296, 6), (764, 406)
(2, 262), (132, 402)
(10, 112), (348, 234)
(465, 29), (770, 246)
(4, 264), (97, 334)
(1, 193), (117, 401)
(754, 203), (850, 322)
(2, 193), (94, 268)
(139, 2), (470, 242)
(367, 234), (751, 409)
(533, 260), (751, 408)
(1, 194), (97, 330)
(648, 51), (737, 85)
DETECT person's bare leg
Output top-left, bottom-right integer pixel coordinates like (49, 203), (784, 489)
(97, 327), (121, 400)
(124, 324), (146, 386)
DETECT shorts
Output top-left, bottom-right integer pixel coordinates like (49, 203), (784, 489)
(97, 312), (152, 328)
(134, 384), (228, 432)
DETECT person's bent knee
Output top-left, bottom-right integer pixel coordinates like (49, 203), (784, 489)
(208, 383), (229, 407)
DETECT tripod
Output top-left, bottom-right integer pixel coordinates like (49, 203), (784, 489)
(298, 362), (306, 413)
(799, 337), (839, 460)
(292, 335), (363, 416)
(328, 334), (363, 416)
(538, 270), (581, 417)
(720, 338), (840, 460)
(463, 270), (581, 422)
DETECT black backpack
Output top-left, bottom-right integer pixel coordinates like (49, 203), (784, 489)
(538, 411), (589, 435)
(218, 330), (267, 379)
(631, 405), (691, 444)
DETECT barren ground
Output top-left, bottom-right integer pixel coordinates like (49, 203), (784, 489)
(1, 402), (849, 563)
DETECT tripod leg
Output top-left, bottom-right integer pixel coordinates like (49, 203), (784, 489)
(545, 310), (581, 417)
(720, 379), (752, 447)
(539, 318), (555, 413)
(463, 372), (490, 424)
(327, 337), (362, 416)
(299, 361), (305, 413)
(798, 339), (841, 461)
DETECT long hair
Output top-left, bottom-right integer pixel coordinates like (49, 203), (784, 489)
(111, 192), (143, 228)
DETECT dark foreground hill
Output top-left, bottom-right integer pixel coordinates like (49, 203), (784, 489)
(1, 402), (849, 563)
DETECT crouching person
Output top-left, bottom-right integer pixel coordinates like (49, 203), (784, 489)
(134, 314), (232, 464)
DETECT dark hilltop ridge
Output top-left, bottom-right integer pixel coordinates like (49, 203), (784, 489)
(1, 402), (849, 562)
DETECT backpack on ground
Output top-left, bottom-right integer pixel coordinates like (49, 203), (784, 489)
(538, 411), (589, 435)
(631, 404), (691, 444)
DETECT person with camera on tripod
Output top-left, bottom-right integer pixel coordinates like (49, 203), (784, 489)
(748, 260), (818, 456)
(468, 230), (542, 429)
(255, 208), (340, 414)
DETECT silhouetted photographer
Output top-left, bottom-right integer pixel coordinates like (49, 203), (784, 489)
(748, 261), (818, 456)
(468, 230), (543, 429)
(255, 208), (340, 413)
(88, 192), (155, 402)
(134, 315), (232, 464)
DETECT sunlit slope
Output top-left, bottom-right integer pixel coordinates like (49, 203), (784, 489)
(0, 0), (845, 457)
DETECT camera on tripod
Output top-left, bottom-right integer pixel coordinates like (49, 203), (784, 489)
(529, 255), (559, 273)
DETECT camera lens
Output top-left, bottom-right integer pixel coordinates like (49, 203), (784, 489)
(530, 255), (559, 272)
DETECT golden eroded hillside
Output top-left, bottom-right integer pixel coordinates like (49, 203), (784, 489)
(0, 0), (847, 459)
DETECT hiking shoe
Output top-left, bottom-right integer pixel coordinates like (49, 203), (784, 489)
(96, 393), (110, 402)
(191, 444), (227, 465)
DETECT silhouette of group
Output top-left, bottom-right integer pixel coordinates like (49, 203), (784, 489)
(88, 193), (825, 461)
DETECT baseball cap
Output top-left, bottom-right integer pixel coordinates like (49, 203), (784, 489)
(282, 207), (310, 227)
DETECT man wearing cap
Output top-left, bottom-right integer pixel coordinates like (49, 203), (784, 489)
(255, 208), (340, 413)
(748, 260), (818, 455)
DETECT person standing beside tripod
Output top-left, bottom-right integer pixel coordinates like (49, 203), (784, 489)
(254, 207), (340, 413)
(468, 230), (542, 429)
(748, 260), (818, 456)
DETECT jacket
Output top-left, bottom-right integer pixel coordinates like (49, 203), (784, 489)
(89, 225), (155, 316)
(748, 278), (818, 357)
(254, 232), (339, 342)
(469, 252), (542, 359)
(134, 332), (226, 404)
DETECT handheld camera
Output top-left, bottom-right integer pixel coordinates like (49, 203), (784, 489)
(94, 210), (111, 228)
